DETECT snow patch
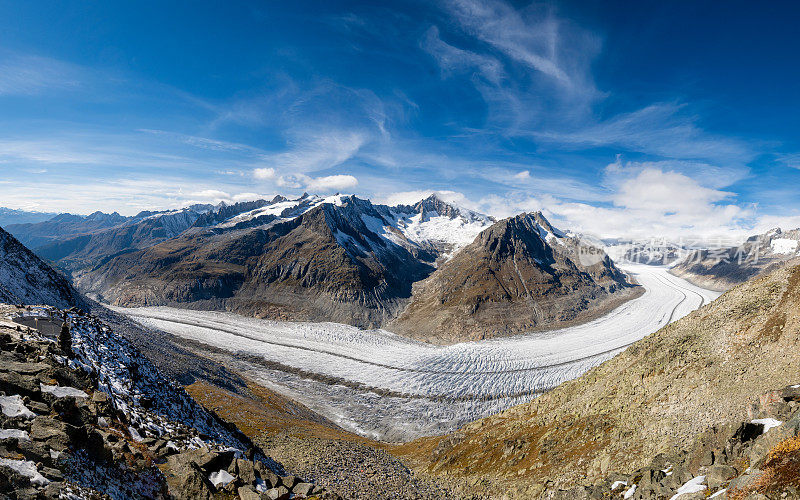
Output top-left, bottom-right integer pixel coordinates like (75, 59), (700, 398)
(670, 476), (706, 499)
(611, 480), (627, 490)
(0, 458), (50, 485)
(40, 383), (89, 398)
(752, 418), (782, 433)
(209, 469), (236, 488)
(771, 238), (799, 255)
(709, 489), (727, 498)
(623, 485), (637, 498)
(0, 394), (36, 419)
(0, 428), (29, 440)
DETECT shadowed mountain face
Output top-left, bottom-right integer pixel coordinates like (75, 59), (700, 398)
(0, 226), (86, 308)
(389, 212), (635, 343)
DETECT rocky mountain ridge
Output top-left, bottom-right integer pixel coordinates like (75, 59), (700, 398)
(0, 227), (86, 310)
(0, 305), (335, 499)
(66, 194), (633, 342)
(390, 212), (636, 343)
(670, 227), (800, 291)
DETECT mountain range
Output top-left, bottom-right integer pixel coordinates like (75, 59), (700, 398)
(670, 227), (800, 291)
(0, 199), (798, 498)
(4, 194), (635, 343)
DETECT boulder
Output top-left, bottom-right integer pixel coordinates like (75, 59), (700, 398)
(264, 486), (291, 500)
(162, 461), (214, 500)
(706, 464), (737, 490)
(234, 458), (256, 484)
(30, 416), (73, 451)
(237, 485), (261, 500)
(293, 482), (314, 496)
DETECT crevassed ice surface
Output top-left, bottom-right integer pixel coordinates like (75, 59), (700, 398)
(115, 264), (720, 441)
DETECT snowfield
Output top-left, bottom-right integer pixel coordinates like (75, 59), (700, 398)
(115, 264), (720, 441)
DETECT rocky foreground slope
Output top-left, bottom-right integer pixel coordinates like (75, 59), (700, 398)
(396, 260), (800, 498)
(0, 305), (335, 499)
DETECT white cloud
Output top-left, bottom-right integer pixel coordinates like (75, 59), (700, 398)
(460, 160), (755, 240)
(253, 167), (276, 179)
(305, 174), (358, 192)
(192, 189), (231, 200)
(422, 26), (505, 85)
(261, 131), (366, 173)
(513, 170), (530, 180)
(537, 103), (754, 165)
(441, 0), (600, 98)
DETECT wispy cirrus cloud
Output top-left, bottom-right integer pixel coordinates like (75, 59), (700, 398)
(422, 26), (505, 85)
(0, 54), (84, 96)
(536, 103), (756, 165)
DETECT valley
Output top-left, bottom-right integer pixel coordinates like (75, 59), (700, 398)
(112, 263), (719, 441)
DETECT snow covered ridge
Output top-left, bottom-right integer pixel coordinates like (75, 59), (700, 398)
(0, 227), (85, 309)
(205, 192), (498, 259)
(58, 307), (247, 450)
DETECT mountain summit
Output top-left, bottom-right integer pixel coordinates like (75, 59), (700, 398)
(389, 212), (636, 342)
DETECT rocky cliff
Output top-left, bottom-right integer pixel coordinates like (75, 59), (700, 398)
(0, 227), (86, 309)
(389, 212), (636, 343)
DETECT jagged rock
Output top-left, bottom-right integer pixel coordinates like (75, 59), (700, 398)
(237, 485), (261, 500)
(293, 482), (314, 496)
(162, 461), (214, 500)
(264, 486), (291, 500)
(30, 416), (73, 451)
(0, 370), (41, 398)
(234, 458), (256, 484)
(706, 464), (737, 489)
(280, 475), (299, 489)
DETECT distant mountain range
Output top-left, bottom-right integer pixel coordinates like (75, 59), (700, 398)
(3, 194), (635, 342)
(0, 207), (58, 227)
(670, 227), (800, 290)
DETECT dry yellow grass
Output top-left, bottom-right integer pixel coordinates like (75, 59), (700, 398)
(185, 379), (371, 444)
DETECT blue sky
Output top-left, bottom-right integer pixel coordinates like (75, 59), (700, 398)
(1, 0), (799, 239)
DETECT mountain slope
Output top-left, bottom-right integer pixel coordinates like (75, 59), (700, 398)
(0, 226), (85, 308)
(75, 197), (641, 339)
(397, 259), (800, 495)
(671, 227), (800, 291)
(25, 207), (219, 273)
(389, 212), (636, 343)
(77, 196), (438, 328)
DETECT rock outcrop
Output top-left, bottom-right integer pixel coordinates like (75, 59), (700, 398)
(389, 212), (637, 343)
(0, 305), (336, 499)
